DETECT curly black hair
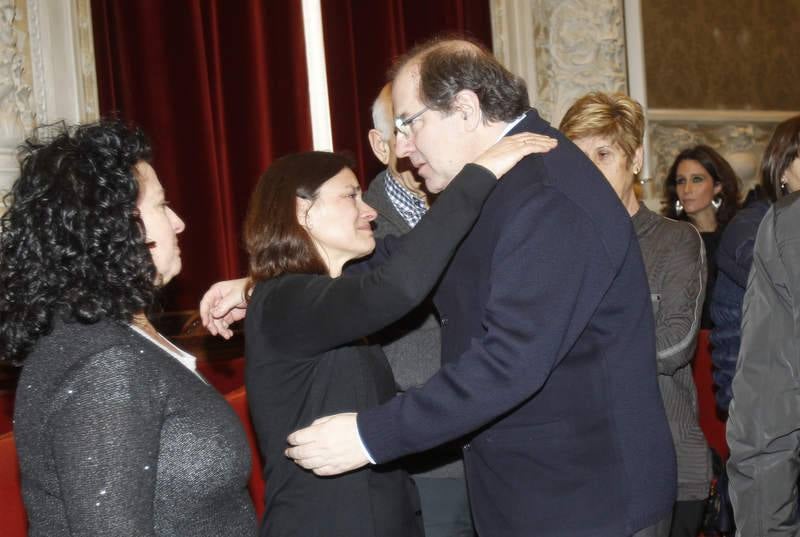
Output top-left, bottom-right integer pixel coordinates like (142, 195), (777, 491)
(0, 119), (158, 363)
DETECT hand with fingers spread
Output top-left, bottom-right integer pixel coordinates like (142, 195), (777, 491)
(472, 132), (557, 179)
(199, 277), (249, 339)
(285, 413), (368, 476)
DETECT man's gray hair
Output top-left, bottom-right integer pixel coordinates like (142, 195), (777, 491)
(371, 84), (394, 140)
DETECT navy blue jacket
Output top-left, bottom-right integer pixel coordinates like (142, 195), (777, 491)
(358, 111), (676, 537)
(710, 200), (770, 411)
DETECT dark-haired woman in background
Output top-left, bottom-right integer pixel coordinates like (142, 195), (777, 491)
(236, 135), (553, 537)
(0, 120), (256, 536)
(711, 114), (800, 412)
(662, 145), (740, 327)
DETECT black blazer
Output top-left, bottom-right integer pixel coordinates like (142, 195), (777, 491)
(358, 111), (677, 537)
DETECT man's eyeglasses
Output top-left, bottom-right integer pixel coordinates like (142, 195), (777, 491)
(394, 106), (429, 137)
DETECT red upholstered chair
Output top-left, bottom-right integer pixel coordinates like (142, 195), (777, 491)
(691, 329), (729, 460)
(0, 432), (27, 537)
(225, 386), (266, 521)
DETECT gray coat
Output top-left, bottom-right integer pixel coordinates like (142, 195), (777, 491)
(633, 203), (711, 501)
(727, 191), (800, 536)
(363, 170), (463, 478)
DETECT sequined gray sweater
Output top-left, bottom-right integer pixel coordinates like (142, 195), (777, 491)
(14, 319), (256, 536)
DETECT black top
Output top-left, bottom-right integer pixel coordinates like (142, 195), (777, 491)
(14, 319), (256, 537)
(244, 164), (495, 537)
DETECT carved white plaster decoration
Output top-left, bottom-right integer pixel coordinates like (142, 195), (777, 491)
(0, 0), (35, 195)
(26, 0), (99, 126)
(534, 0), (627, 125)
(491, 0), (628, 126)
(74, 0), (99, 122)
(24, 0), (43, 123)
(1, 0), (99, 200)
(490, 0), (537, 108)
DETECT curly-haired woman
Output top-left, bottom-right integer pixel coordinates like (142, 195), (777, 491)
(0, 120), (256, 536)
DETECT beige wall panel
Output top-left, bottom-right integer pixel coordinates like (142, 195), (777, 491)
(642, 0), (800, 110)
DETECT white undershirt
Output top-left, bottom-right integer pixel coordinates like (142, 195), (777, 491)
(128, 324), (207, 383)
(498, 113), (527, 141)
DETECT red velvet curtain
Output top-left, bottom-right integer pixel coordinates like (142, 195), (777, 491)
(321, 0), (493, 185)
(91, 0), (312, 311)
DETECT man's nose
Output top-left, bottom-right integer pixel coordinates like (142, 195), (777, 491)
(394, 131), (415, 158)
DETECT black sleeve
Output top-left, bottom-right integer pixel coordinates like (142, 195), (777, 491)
(260, 164), (495, 356)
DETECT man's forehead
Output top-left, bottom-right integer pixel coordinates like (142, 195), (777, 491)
(391, 65), (422, 116)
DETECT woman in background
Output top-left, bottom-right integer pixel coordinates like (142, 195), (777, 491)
(711, 114), (800, 411)
(0, 120), (256, 536)
(662, 145), (740, 327)
(561, 92), (710, 537)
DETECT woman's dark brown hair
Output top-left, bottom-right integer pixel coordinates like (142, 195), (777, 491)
(662, 144), (740, 230)
(760, 115), (800, 202)
(244, 151), (353, 289)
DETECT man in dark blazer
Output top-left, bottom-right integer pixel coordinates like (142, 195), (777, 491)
(287, 39), (676, 537)
(364, 84), (475, 537)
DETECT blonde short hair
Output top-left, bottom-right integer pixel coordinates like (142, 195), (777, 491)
(559, 92), (644, 165)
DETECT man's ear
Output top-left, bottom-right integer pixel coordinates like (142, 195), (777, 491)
(453, 89), (481, 131)
(368, 129), (391, 165)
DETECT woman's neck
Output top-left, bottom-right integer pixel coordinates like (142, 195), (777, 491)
(688, 206), (718, 232)
(621, 186), (639, 217)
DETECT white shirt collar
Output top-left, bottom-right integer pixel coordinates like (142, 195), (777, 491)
(129, 324), (206, 382)
(497, 112), (528, 142)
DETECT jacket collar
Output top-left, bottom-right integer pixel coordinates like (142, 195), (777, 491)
(631, 202), (660, 237)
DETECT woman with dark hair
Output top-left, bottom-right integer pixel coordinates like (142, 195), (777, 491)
(560, 92), (709, 537)
(0, 120), (256, 536)
(229, 134), (554, 537)
(711, 114), (800, 411)
(662, 145), (740, 327)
